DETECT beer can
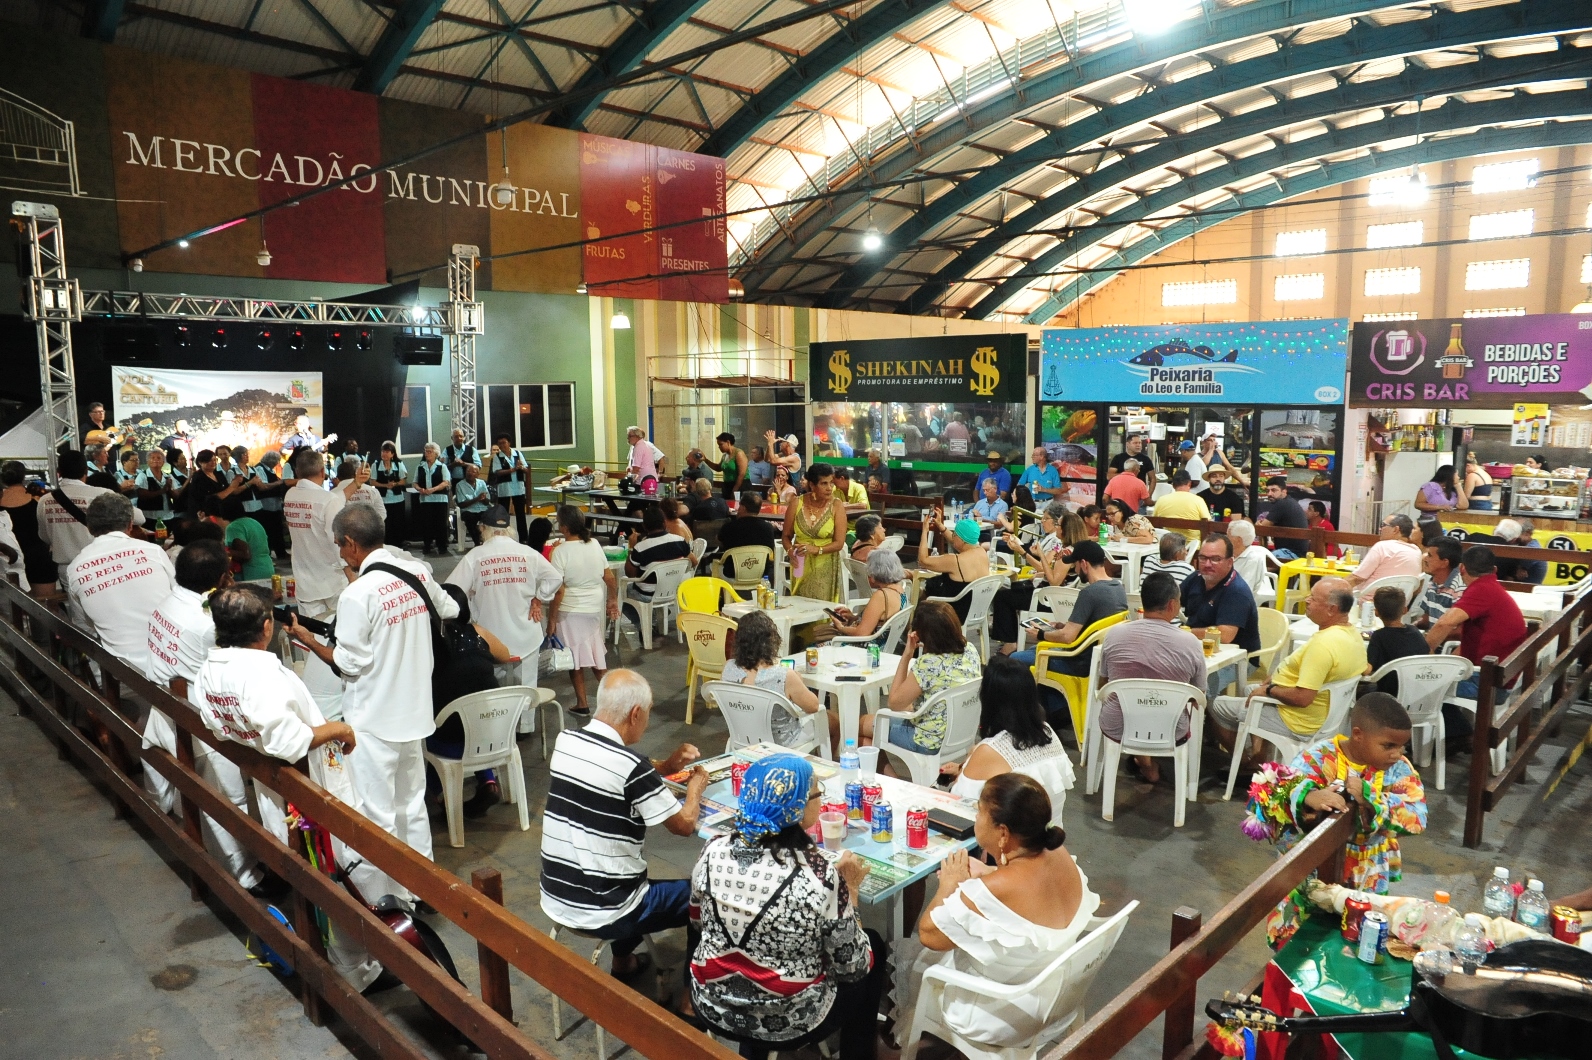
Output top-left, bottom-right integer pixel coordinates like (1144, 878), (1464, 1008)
(1357, 911), (1389, 965)
(867, 644), (881, 671)
(845, 781), (865, 823)
(862, 783), (883, 823)
(1552, 906), (1583, 944)
(1342, 891), (1373, 943)
(271, 574), (283, 600)
(285, 577), (296, 600)
(906, 806), (928, 849)
(730, 761), (749, 797)
(870, 801), (892, 842)
(806, 647), (820, 671)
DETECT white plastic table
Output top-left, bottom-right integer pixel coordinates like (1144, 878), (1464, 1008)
(722, 597), (832, 654)
(780, 644), (901, 747)
(1103, 541), (1158, 593)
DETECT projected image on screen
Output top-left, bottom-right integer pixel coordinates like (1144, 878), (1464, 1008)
(111, 367), (325, 465)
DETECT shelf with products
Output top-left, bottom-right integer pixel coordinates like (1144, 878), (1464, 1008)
(1508, 474), (1586, 519)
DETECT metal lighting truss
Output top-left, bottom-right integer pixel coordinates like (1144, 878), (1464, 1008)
(13, 201), (483, 481)
(12, 201), (82, 483)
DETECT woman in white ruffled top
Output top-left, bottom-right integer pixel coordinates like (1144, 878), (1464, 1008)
(943, 655), (1075, 826)
(902, 773), (1098, 1050)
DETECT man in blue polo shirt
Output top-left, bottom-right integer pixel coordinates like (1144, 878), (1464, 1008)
(974, 450), (1012, 500)
(1016, 446), (1063, 505)
(1181, 533), (1261, 655)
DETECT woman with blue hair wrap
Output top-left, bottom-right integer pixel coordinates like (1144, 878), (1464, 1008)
(917, 509), (991, 620)
(690, 755), (887, 1059)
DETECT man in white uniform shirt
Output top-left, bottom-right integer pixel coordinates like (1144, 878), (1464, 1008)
(446, 504), (563, 692)
(196, 585), (384, 990)
(289, 504), (457, 893)
(144, 540), (262, 890)
(39, 449), (144, 571)
(283, 450), (347, 715)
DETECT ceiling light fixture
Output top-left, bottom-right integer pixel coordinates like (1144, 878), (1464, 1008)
(862, 226), (882, 252)
(576, 282), (588, 295)
(493, 129), (515, 206)
(129, 258), (143, 272)
(177, 239), (189, 248)
(257, 242), (272, 266)
(611, 311), (632, 330)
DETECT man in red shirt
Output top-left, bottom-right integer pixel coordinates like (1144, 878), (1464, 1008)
(1425, 544), (1526, 703)
(1104, 457), (1151, 513)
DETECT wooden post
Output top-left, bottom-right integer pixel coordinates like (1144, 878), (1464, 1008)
(1463, 658), (1499, 848)
(472, 868), (514, 1022)
(1161, 907), (1203, 1060)
(290, 883), (328, 1026)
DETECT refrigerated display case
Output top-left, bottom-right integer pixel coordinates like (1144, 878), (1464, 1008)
(1509, 474), (1585, 518)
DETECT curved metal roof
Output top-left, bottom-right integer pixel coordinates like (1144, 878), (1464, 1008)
(33, 0), (1592, 321)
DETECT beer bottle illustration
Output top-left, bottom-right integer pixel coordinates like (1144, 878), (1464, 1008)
(1438, 323), (1470, 380)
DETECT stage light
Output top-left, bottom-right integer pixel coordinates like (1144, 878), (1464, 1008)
(327, 329), (344, 352)
(174, 325), (191, 348)
(257, 243), (272, 266)
(862, 227), (883, 252)
(409, 305), (427, 324)
(211, 327), (227, 349)
(610, 311), (631, 330)
(256, 328), (273, 351)
(177, 239), (189, 248)
(288, 329), (305, 352)
(356, 329), (372, 351)
(129, 258), (143, 273)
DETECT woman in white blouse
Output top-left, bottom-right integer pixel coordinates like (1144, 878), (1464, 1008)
(943, 655), (1074, 825)
(904, 774), (1099, 1051)
(547, 505), (618, 716)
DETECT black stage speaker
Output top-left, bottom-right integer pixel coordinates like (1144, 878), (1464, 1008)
(395, 334), (443, 365)
(102, 323), (161, 362)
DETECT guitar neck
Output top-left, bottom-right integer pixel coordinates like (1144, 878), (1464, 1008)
(1207, 1000), (1415, 1038)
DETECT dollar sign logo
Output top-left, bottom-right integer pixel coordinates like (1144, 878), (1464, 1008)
(970, 346), (1000, 396)
(829, 349), (851, 395)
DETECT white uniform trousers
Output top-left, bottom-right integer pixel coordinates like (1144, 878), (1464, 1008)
(255, 782), (385, 992)
(141, 706), (179, 815)
(194, 744), (264, 890)
(295, 596), (345, 721)
(347, 731), (433, 900)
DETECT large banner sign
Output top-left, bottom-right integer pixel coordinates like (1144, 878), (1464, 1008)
(1350, 315), (1592, 408)
(810, 334), (1027, 403)
(1040, 321), (1348, 405)
(111, 367), (323, 465)
(0, 22), (726, 298)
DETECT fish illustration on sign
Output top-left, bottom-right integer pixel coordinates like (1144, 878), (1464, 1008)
(1128, 340), (1241, 366)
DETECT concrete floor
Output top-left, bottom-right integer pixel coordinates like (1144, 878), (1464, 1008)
(6, 546), (1592, 1058)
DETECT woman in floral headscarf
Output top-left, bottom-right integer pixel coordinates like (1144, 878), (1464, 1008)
(690, 755), (887, 1060)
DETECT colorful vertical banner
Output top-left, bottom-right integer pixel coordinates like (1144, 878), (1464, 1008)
(251, 76), (386, 284)
(579, 134), (658, 299)
(655, 145), (728, 302)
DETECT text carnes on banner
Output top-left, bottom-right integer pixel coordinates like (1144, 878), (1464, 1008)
(655, 145), (728, 303)
(579, 134), (658, 299)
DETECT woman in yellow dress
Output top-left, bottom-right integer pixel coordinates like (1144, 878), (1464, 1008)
(782, 464), (848, 601)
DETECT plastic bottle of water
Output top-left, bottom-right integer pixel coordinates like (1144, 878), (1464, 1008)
(1454, 914), (1489, 974)
(1421, 889), (1458, 948)
(1516, 879), (1551, 933)
(1483, 866), (1516, 919)
(839, 740), (860, 787)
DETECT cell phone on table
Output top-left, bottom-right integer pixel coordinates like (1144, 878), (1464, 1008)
(835, 674), (866, 683)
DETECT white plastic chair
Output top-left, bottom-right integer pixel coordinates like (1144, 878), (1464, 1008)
(928, 573), (1006, 660)
(550, 923), (663, 1060)
(831, 604), (914, 654)
(1096, 679), (1207, 827)
(716, 545), (776, 590)
(1015, 585), (1077, 651)
(703, 680), (830, 761)
(421, 687), (533, 848)
(623, 558), (693, 649)
(1367, 654), (1472, 790)
(690, 537), (708, 565)
(1222, 674), (1361, 800)
(1253, 570), (1278, 607)
(1248, 607), (1293, 682)
(1359, 574), (1422, 608)
(873, 679), (981, 786)
(901, 900), (1138, 1060)
(843, 554), (873, 600)
(879, 534), (905, 554)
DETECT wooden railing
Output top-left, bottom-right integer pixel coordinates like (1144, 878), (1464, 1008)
(0, 581), (739, 1060)
(1044, 812), (1355, 1060)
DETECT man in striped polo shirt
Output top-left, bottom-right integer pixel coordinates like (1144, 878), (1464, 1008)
(540, 670), (708, 980)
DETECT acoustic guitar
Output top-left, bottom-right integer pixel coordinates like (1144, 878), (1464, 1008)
(1208, 938), (1592, 1060)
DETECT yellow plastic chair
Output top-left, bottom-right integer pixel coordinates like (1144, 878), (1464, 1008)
(1033, 610), (1129, 740)
(679, 612), (737, 724)
(676, 576), (745, 616)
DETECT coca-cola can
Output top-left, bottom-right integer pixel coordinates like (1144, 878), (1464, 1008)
(730, 761), (749, 796)
(1342, 891), (1373, 943)
(862, 783), (883, 823)
(906, 806), (928, 849)
(1552, 906), (1583, 944)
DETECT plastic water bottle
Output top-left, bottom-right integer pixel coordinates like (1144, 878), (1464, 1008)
(1422, 889), (1457, 948)
(1454, 914), (1489, 974)
(1516, 879), (1550, 933)
(1483, 866), (1516, 920)
(839, 740), (860, 787)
